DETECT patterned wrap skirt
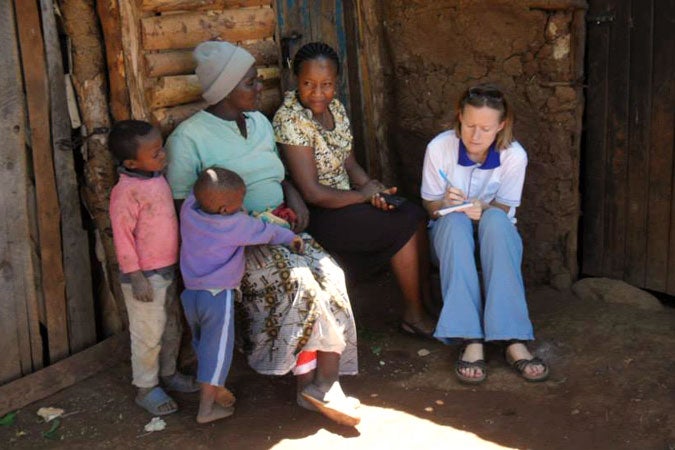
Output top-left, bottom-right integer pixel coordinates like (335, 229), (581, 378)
(237, 233), (358, 376)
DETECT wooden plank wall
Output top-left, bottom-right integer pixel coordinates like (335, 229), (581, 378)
(109, 0), (281, 134)
(582, 0), (675, 295)
(1, 0), (98, 385)
(0, 0), (42, 385)
(15, 0), (70, 362)
(41, 0), (97, 354)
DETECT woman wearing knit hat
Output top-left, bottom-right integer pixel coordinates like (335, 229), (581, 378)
(166, 41), (360, 427)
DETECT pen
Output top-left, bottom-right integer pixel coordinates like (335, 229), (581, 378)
(438, 169), (451, 187)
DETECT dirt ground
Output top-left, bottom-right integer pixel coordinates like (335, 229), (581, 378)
(1, 272), (673, 450)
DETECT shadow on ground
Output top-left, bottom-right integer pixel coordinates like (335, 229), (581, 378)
(1, 273), (673, 449)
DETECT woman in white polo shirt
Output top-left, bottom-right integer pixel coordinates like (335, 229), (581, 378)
(421, 84), (549, 384)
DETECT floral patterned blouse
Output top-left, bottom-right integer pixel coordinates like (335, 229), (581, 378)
(273, 90), (353, 191)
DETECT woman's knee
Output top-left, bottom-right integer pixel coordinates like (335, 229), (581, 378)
(478, 208), (513, 237)
(432, 213), (473, 241)
(430, 213), (475, 258)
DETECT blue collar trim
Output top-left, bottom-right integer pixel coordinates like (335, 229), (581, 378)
(458, 140), (500, 170)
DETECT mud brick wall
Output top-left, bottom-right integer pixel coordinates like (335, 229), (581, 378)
(377, 0), (586, 286)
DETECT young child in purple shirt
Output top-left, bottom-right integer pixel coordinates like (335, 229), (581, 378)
(180, 167), (303, 423)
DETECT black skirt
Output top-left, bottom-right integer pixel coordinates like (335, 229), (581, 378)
(307, 200), (427, 279)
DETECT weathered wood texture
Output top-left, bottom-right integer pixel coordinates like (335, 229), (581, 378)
(0, 333), (130, 417)
(41, 0), (96, 354)
(120, 0), (151, 121)
(583, 0), (675, 295)
(150, 68), (279, 108)
(649, 0), (675, 293)
(0, 0), (43, 384)
(145, 39), (279, 77)
(15, 0), (70, 362)
(105, 1), (281, 134)
(141, 0), (272, 13)
(98, 0), (131, 121)
(353, 0), (393, 183)
(141, 7), (276, 50)
(61, 0), (127, 333)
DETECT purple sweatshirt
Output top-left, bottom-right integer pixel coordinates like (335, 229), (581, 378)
(180, 193), (296, 290)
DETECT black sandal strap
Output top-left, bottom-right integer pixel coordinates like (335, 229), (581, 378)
(456, 359), (487, 371)
(512, 357), (545, 373)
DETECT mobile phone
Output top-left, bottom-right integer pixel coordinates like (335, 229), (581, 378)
(380, 193), (406, 208)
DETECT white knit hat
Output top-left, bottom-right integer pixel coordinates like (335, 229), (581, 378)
(194, 41), (255, 105)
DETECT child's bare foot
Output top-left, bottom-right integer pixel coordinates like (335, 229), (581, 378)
(135, 386), (178, 415)
(196, 403), (234, 424)
(161, 372), (200, 393)
(215, 386), (236, 408)
(300, 382), (361, 427)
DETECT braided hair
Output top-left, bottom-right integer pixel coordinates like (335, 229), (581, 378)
(292, 42), (340, 76)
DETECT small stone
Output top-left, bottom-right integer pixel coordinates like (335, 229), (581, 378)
(571, 409), (580, 415)
(417, 349), (430, 357)
(435, 400), (444, 405)
(424, 407), (434, 412)
(370, 393), (379, 398)
(379, 360), (385, 366)
(37, 407), (64, 422)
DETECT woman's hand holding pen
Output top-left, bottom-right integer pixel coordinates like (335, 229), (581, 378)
(439, 169), (482, 220)
(444, 186), (467, 207)
(439, 169), (466, 207)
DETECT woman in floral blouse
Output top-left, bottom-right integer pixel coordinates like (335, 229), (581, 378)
(273, 42), (435, 339)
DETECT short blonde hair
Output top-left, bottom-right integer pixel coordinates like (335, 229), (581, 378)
(453, 84), (514, 150)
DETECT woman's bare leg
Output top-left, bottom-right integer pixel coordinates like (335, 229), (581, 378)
(391, 224), (435, 333)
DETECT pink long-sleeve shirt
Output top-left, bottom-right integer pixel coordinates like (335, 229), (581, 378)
(109, 172), (179, 274)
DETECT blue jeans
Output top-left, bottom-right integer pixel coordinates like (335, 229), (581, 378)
(429, 208), (534, 343)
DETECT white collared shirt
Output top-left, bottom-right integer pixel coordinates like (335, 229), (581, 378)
(421, 130), (527, 223)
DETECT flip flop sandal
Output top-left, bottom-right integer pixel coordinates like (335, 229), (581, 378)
(507, 355), (550, 382)
(455, 341), (487, 384)
(162, 372), (200, 393)
(300, 385), (361, 427)
(135, 386), (178, 415)
(399, 320), (436, 340)
(297, 393), (360, 411)
(455, 358), (487, 384)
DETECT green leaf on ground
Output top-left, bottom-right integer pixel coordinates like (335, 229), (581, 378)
(42, 419), (60, 439)
(0, 411), (17, 426)
(371, 345), (382, 356)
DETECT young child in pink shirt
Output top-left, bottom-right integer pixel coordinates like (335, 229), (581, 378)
(108, 120), (198, 416)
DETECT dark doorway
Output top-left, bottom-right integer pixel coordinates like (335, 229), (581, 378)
(582, 0), (675, 294)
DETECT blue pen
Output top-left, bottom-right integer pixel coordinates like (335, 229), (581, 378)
(439, 168), (470, 199)
(438, 169), (451, 187)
